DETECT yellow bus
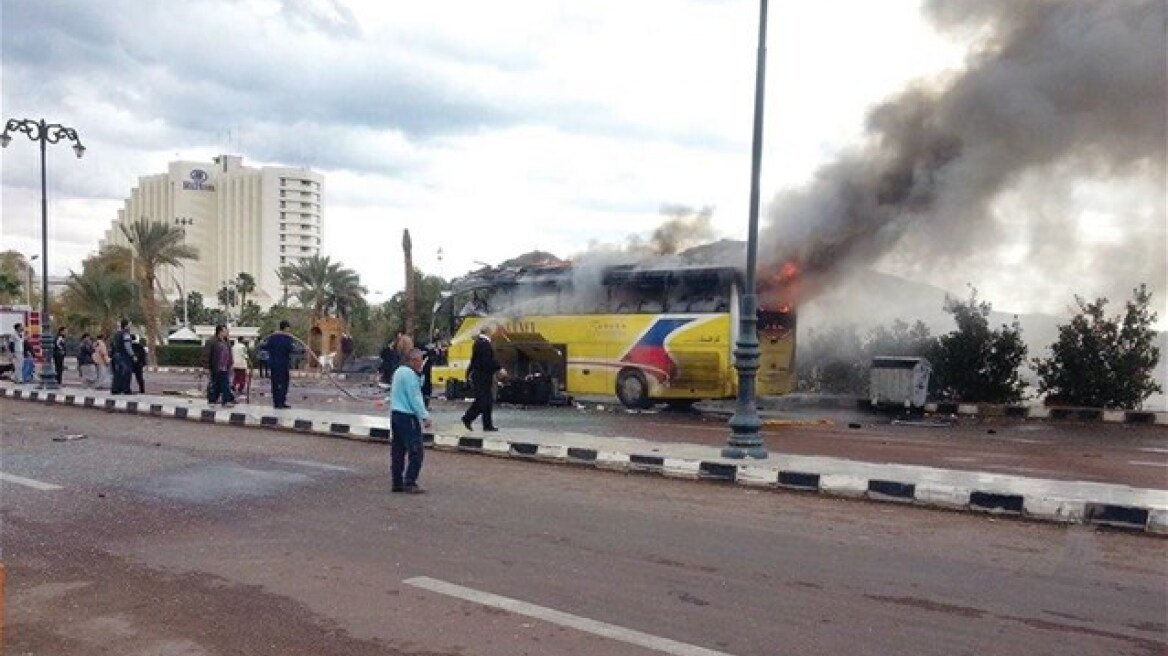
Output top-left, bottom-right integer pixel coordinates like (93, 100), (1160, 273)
(430, 262), (796, 409)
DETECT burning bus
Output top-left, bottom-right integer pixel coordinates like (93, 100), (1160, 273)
(429, 260), (797, 409)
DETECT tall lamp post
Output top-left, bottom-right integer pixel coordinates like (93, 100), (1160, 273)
(1, 118), (85, 390)
(25, 254), (39, 306)
(175, 217), (195, 326)
(724, 0), (769, 459)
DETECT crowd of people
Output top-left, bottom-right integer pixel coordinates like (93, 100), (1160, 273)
(4, 316), (508, 497)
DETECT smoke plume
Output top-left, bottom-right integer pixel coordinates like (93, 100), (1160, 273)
(759, 0), (1167, 307)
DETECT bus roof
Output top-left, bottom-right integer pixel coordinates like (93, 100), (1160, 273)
(450, 262), (742, 294)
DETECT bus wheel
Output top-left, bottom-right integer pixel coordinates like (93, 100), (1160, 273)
(616, 369), (652, 409)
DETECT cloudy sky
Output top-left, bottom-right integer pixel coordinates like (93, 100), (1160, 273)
(1, 0), (1163, 320)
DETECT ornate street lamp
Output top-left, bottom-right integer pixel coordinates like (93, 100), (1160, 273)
(725, 0), (769, 459)
(1, 118), (85, 389)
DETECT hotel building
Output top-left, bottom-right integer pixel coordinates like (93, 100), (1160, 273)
(99, 154), (323, 309)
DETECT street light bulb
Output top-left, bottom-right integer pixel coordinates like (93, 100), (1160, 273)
(73, 143), (86, 159)
(0, 133), (10, 148)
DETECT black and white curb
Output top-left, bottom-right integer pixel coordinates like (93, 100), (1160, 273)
(920, 402), (1168, 425)
(3, 386), (1164, 535)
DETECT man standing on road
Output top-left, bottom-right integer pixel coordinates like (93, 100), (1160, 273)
(390, 348), (432, 493)
(53, 326), (67, 385)
(205, 325), (235, 407)
(263, 320), (295, 409)
(111, 319), (135, 394)
(77, 332), (96, 386)
(461, 325), (505, 432)
(11, 323), (26, 383)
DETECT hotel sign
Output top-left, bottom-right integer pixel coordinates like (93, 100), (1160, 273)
(182, 168), (215, 191)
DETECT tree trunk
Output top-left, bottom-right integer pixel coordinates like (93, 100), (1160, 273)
(143, 272), (160, 366)
(403, 229), (416, 337)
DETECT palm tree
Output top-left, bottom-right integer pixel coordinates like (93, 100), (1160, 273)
(234, 272), (256, 310)
(120, 218), (198, 364)
(61, 269), (137, 335)
(279, 255), (367, 325)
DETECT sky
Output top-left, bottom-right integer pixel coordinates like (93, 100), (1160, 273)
(1, 0), (1164, 321)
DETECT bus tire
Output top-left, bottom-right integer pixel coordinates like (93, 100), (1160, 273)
(616, 369), (652, 409)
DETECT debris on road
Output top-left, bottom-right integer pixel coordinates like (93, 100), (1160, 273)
(53, 434), (87, 442)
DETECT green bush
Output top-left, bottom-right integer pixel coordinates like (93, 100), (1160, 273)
(157, 343), (205, 367)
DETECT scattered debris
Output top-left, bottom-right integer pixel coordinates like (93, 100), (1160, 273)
(848, 422), (863, 429)
(52, 434), (87, 442)
(891, 419), (954, 428)
(987, 429), (998, 434)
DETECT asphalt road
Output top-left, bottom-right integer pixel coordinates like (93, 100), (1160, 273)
(140, 370), (1168, 489)
(2, 401), (1165, 656)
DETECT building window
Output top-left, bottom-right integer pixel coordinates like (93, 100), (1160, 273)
(280, 256), (286, 264)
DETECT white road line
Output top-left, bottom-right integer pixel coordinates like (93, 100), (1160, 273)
(0, 472), (63, 491)
(1128, 460), (1168, 468)
(1137, 447), (1168, 454)
(404, 576), (734, 656)
(271, 458), (354, 472)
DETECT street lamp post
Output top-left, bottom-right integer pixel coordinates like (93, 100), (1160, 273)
(1, 118), (85, 390)
(724, 0), (769, 459)
(175, 217), (194, 326)
(25, 254), (38, 306)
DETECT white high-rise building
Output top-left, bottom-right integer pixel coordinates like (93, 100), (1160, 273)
(99, 154), (323, 310)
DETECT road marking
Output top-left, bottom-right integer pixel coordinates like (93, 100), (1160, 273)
(404, 576), (734, 656)
(0, 472), (63, 491)
(271, 458), (353, 472)
(1137, 447), (1168, 454)
(1128, 461), (1168, 468)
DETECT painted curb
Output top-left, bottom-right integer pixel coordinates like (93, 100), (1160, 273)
(2, 386), (1165, 535)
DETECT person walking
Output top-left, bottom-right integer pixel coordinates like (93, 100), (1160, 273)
(205, 325), (235, 407)
(461, 325), (505, 432)
(262, 320), (295, 409)
(231, 338), (250, 396)
(390, 348), (432, 493)
(131, 334), (147, 394)
(77, 332), (97, 387)
(93, 333), (110, 389)
(52, 326), (67, 385)
(110, 319), (135, 394)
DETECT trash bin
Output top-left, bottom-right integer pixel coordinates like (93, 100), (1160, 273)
(870, 356), (931, 408)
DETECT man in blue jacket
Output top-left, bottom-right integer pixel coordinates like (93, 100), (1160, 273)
(262, 320), (296, 409)
(390, 348), (432, 494)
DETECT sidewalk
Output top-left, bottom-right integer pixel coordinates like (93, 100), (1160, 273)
(2, 383), (1165, 535)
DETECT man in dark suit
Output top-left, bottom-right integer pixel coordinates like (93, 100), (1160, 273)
(461, 325), (505, 432)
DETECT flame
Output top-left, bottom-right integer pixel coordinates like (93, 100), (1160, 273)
(757, 259), (802, 311)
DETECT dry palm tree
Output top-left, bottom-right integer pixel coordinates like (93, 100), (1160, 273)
(120, 218), (198, 364)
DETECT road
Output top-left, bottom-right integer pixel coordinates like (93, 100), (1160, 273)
(3, 401), (1165, 655)
(141, 369), (1168, 489)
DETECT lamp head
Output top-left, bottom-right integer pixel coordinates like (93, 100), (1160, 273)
(73, 142), (86, 159)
